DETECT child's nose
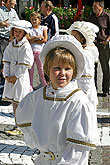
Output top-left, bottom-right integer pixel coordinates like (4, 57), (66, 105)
(60, 69), (65, 75)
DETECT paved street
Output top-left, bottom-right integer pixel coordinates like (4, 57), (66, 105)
(0, 61), (110, 165)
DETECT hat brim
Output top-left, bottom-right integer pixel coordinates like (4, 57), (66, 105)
(10, 25), (30, 34)
(40, 38), (85, 79)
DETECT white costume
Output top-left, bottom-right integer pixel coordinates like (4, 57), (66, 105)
(2, 37), (34, 103)
(87, 44), (99, 63)
(77, 48), (98, 107)
(16, 81), (97, 165)
(29, 25), (48, 52)
(67, 21), (99, 107)
(16, 35), (98, 165)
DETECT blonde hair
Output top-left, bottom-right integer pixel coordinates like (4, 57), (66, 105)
(43, 47), (77, 84)
(30, 11), (41, 19)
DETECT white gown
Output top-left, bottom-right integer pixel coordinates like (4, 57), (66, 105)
(16, 81), (98, 165)
(2, 37), (34, 103)
(77, 48), (98, 108)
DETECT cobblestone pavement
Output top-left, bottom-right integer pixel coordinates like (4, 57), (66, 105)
(0, 62), (109, 165)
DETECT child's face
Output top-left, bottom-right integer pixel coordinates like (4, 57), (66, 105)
(71, 30), (84, 44)
(49, 59), (73, 89)
(14, 28), (26, 42)
(31, 16), (41, 28)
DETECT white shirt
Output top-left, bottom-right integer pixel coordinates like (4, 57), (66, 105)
(29, 25), (48, 52)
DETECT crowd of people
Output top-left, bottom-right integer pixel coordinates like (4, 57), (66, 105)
(0, 0), (110, 164)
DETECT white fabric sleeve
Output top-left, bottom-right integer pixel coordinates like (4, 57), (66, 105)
(58, 143), (89, 165)
(16, 92), (36, 148)
(3, 62), (10, 77)
(66, 100), (98, 150)
(2, 44), (11, 77)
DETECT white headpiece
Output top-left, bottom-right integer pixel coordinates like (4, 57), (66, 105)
(40, 35), (85, 79)
(10, 20), (32, 33)
(66, 21), (99, 45)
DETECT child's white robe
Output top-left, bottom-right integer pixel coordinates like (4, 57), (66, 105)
(16, 81), (98, 165)
(2, 37), (34, 103)
(77, 49), (98, 108)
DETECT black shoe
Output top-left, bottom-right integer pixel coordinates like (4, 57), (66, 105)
(102, 92), (109, 97)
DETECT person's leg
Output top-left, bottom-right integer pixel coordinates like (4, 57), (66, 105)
(0, 39), (8, 83)
(29, 53), (35, 88)
(5, 102), (23, 135)
(12, 102), (18, 117)
(94, 62), (98, 89)
(35, 51), (47, 86)
(96, 42), (109, 95)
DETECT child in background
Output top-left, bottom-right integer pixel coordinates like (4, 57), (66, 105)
(67, 21), (99, 108)
(16, 35), (98, 165)
(28, 11), (48, 89)
(2, 20), (34, 135)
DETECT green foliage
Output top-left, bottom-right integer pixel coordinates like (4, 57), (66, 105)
(105, 8), (110, 14)
(53, 5), (77, 29)
(24, 6), (35, 22)
(24, 5), (110, 29)
(81, 5), (93, 21)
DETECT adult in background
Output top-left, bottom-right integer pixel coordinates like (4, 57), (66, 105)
(40, 0), (59, 40)
(0, 0), (19, 84)
(88, 0), (110, 97)
(10, 0), (16, 8)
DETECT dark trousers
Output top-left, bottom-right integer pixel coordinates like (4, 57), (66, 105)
(95, 42), (110, 93)
(0, 38), (8, 83)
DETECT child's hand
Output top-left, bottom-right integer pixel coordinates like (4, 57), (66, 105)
(5, 76), (10, 82)
(8, 76), (17, 84)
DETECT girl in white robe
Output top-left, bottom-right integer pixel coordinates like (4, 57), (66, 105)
(67, 21), (99, 108)
(2, 20), (34, 135)
(16, 35), (98, 165)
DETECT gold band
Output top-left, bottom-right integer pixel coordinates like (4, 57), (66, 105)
(81, 75), (92, 78)
(43, 86), (82, 101)
(67, 138), (96, 148)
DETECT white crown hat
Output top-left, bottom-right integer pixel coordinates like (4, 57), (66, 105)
(66, 21), (99, 45)
(40, 35), (85, 80)
(10, 20), (32, 33)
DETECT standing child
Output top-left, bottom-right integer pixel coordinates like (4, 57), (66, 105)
(16, 35), (98, 165)
(28, 11), (48, 89)
(67, 21), (99, 108)
(2, 20), (34, 135)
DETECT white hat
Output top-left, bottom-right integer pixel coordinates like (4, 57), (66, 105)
(10, 20), (32, 33)
(40, 35), (85, 79)
(66, 21), (99, 45)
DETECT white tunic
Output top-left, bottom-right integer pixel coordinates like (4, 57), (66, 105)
(16, 81), (98, 165)
(2, 37), (34, 103)
(77, 49), (98, 108)
(87, 44), (99, 63)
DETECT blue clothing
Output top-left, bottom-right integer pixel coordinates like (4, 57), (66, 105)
(41, 12), (59, 40)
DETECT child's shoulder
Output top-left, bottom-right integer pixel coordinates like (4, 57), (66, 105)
(40, 25), (48, 30)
